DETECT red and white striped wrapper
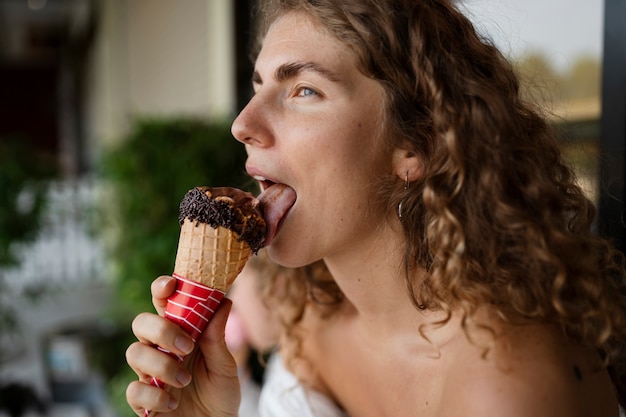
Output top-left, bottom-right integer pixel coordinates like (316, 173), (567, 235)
(144, 273), (226, 417)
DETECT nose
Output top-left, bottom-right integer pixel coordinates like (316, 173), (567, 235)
(231, 95), (273, 148)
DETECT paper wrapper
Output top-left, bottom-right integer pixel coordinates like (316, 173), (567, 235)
(147, 273), (225, 386)
(144, 221), (253, 417)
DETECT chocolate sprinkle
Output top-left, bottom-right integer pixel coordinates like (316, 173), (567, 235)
(179, 187), (266, 253)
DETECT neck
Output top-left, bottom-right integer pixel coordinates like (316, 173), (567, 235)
(323, 221), (424, 327)
(321, 221), (465, 352)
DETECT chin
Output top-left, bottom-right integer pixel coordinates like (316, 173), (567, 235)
(266, 242), (314, 269)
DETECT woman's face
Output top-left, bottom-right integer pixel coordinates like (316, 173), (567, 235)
(232, 11), (391, 267)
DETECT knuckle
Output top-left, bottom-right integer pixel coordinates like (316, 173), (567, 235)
(135, 311), (155, 324)
(158, 354), (182, 380)
(125, 380), (137, 397)
(126, 380), (172, 413)
(131, 313), (148, 335)
(153, 387), (173, 409)
(132, 312), (171, 342)
(125, 380), (142, 405)
(125, 342), (140, 362)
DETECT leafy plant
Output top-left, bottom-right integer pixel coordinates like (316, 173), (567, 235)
(0, 137), (57, 364)
(0, 138), (56, 267)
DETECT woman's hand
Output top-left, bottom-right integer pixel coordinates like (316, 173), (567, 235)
(125, 276), (241, 417)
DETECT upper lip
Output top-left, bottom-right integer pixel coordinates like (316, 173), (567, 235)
(246, 164), (278, 191)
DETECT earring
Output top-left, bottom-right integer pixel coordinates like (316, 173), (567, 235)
(397, 172), (409, 220)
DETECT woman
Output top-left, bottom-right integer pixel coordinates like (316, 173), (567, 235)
(126, 1), (626, 416)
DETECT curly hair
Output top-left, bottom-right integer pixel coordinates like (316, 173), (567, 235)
(254, 0), (626, 404)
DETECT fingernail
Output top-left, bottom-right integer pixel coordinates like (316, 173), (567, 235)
(168, 397), (179, 409)
(176, 369), (191, 386)
(174, 335), (193, 355)
(160, 276), (174, 288)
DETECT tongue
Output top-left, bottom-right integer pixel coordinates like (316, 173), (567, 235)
(258, 183), (296, 247)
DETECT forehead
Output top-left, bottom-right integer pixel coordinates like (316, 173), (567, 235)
(256, 11), (358, 75)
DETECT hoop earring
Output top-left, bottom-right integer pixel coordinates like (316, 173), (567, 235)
(397, 172), (409, 220)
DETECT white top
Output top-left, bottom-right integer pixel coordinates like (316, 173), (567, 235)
(257, 354), (347, 417)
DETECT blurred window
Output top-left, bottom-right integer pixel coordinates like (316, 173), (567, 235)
(460, 0), (604, 205)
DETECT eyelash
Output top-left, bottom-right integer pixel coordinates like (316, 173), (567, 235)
(250, 83), (321, 99)
(294, 86), (319, 98)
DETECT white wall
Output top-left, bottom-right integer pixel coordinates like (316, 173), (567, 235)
(86, 0), (236, 150)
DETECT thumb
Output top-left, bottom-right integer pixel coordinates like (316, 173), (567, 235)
(190, 298), (242, 416)
(196, 298), (239, 378)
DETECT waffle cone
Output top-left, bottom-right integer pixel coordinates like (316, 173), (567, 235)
(174, 218), (252, 291)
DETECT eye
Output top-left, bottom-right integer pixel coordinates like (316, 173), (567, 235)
(295, 86), (319, 97)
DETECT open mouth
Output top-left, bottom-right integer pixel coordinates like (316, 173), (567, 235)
(255, 179), (297, 247)
(254, 175), (275, 193)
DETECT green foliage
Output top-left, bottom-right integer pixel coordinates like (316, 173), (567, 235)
(107, 365), (139, 417)
(513, 52), (601, 104)
(514, 52), (562, 104)
(0, 138), (56, 267)
(0, 137), (57, 362)
(561, 55), (601, 100)
(100, 117), (250, 314)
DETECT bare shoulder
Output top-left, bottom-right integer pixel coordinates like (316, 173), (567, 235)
(437, 320), (619, 417)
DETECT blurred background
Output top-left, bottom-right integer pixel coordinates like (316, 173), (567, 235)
(0, 0), (623, 416)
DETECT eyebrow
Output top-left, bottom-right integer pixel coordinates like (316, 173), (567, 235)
(252, 61), (341, 85)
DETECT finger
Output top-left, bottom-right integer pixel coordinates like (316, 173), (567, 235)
(126, 380), (178, 416)
(132, 313), (194, 357)
(126, 342), (192, 388)
(196, 299), (239, 378)
(151, 275), (176, 316)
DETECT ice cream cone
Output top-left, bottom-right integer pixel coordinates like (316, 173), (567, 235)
(145, 187), (265, 417)
(174, 218), (252, 291)
(145, 224), (253, 417)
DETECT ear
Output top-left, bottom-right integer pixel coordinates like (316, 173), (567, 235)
(392, 148), (423, 183)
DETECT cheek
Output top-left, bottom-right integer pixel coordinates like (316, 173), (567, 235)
(338, 118), (388, 176)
